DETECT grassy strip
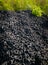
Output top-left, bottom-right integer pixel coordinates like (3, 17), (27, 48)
(0, 0), (48, 16)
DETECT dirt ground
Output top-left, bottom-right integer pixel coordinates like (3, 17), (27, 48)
(0, 10), (48, 65)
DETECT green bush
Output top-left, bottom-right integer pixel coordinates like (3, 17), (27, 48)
(0, 0), (48, 16)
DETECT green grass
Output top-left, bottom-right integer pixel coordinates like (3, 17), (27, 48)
(0, 0), (48, 16)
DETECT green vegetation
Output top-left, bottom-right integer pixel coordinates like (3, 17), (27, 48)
(0, 0), (48, 16)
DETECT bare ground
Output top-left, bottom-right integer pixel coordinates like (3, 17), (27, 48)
(0, 10), (48, 65)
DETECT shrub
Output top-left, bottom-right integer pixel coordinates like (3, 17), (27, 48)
(0, 0), (48, 16)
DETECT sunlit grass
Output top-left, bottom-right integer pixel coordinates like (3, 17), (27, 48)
(0, 0), (48, 16)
